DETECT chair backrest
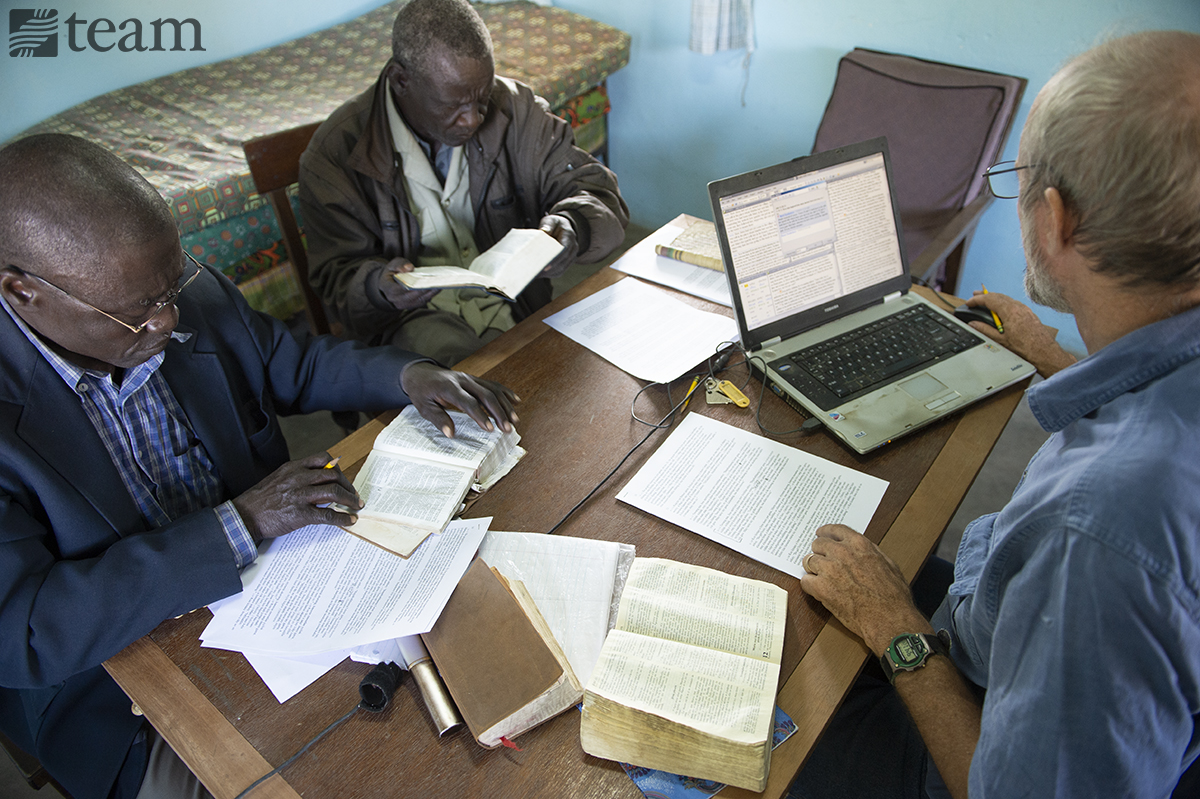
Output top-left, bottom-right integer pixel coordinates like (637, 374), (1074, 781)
(242, 122), (330, 335)
(812, 48), (1026, 289)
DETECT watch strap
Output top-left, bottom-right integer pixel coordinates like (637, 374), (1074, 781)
(880, 629), (951, 684)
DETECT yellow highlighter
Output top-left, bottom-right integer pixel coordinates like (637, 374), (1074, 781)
(981, 285), (1004, 334)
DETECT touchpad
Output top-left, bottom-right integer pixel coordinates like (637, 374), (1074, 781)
(899, 373), (949, 401)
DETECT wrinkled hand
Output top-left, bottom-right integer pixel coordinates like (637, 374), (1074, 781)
(537, 213), (579, 278)
(232, 453), (363, 543)
(379, 257), (440, 311)
(965, 291), (1077, 378)
(401, 361), (520, 438)
(800, 524), (930, 655)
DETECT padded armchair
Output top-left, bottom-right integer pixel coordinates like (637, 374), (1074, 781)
(812, 48), (1026, 293)
(242, 122), (331, 335)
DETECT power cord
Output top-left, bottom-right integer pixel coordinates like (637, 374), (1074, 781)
(911, 275), (960, 311)
(233, 662), (405, 799)
(748, 350), (825, 436)
(546, 345), (738, 535)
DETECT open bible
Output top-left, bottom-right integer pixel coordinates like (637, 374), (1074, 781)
(347, 405), (523, 557)
(393, 228), (564, 300)
(580, 558), (788, 792)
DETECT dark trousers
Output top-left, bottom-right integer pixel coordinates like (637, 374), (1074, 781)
(786, 556), (956, 799)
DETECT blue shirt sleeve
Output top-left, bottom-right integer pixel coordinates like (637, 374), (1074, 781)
(214, 501), (257, 569)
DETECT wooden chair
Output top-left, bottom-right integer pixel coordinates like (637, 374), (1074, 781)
(242, 122), (332, 336)
(812, 48), (1026, 293)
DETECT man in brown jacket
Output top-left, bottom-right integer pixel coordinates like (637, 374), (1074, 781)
(299, 0), (629, 365)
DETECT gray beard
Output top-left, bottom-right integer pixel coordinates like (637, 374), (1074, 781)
(1021, 208), (1072, 314)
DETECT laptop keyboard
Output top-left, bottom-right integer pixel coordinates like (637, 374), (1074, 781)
(770, 304), (981, 408)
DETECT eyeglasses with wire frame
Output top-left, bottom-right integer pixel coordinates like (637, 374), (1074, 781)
(983, 160), (1037, 200)
(18, 251), (204, 333)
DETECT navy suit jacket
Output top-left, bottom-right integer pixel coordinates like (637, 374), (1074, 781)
(0, 264), (421, 799)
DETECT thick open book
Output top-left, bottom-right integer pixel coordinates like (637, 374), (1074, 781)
(394, 228), (564, 300)
(654, 218), (723, 271)
(580, 558), (788, 792)
(421, 558), (583, 749)
(348, 406), (523, 557)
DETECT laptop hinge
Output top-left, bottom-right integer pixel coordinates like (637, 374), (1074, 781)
(883, 291), (903, 303)
(761, 336), (782, 349)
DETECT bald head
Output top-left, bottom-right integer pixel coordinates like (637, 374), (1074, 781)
(0, 134), (176, 284)
(1019, 31), (1200, 289)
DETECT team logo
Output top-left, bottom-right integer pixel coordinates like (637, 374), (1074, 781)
(9, 9), (58, 57)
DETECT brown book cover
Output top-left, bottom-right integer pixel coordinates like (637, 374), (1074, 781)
(421, 558), (579, 748)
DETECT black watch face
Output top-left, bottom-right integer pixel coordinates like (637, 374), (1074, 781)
(892, 635), (928, 668)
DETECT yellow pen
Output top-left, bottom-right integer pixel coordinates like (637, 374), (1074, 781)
(981, 285), (1004, 334)
(681, 376), (701, 412)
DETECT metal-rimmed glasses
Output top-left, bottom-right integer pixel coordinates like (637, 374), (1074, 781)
(20, 251), (204, 333)
(983, 160), (1037, 200)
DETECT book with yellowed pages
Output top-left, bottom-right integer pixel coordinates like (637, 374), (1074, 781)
(579, 557), (787, 792)
(654, 219), (724, 271)
(347, 406), (523, 557)
(394, 228), (563, 300)
(421, 559), (583, 749)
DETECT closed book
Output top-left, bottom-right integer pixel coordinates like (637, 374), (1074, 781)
(654, 219), (724, 271)
(422, 559), (582, 748)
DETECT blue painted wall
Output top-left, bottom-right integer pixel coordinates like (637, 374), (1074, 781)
(0, 0), (383, 141)
(554, 0), (1200, 356)
(4, 0), (1199, 354)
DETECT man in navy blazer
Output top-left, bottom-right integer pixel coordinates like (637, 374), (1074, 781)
(0, 134), (520, 799)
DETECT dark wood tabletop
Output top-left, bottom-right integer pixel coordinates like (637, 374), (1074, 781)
(105, 222), (1026, 799)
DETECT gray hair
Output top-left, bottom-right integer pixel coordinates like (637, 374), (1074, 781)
(391, 0), (492, 77)
(1019, 30), (1200, 289)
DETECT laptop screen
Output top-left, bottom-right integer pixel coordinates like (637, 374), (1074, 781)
(710, 139), (910, 351)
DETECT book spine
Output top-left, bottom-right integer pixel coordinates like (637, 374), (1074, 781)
(654, 244), (723, 272)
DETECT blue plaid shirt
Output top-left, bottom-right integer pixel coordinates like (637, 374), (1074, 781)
(2, 299), (258, 567)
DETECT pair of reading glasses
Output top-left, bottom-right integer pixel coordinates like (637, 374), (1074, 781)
(983, 160), (1038, 200)
(20, 251), (204, 333)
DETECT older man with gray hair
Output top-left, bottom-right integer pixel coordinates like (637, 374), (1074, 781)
(790, 30), (1200, 799)
(299, 0), (628, 366)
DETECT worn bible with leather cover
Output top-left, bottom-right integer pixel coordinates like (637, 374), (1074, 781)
(421, 558), (582, 748)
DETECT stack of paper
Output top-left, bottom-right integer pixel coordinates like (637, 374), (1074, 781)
(201, 519), (490, 702)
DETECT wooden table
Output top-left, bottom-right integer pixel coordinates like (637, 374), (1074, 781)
(105, 223), (1026, 799)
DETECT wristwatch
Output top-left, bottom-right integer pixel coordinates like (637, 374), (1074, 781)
(880, 629), (951, 684)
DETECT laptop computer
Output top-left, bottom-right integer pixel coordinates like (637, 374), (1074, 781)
(707, 137), (1034, 454)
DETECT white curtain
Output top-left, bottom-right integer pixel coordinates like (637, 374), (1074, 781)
(689, 0), (756, 56)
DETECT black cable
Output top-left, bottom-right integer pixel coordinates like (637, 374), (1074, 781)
(232, 703), (360, 799)
(233, 663), (405, 799)
(549, 344), (735, 534)
(912, 276), (960, 311)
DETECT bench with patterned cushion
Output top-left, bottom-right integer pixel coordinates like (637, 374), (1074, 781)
(15, 1), (630, 321)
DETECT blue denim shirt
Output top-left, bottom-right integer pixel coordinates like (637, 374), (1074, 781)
(931, 302), (1200, 798)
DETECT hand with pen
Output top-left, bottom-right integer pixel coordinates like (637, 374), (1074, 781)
(964, 289), (1078, 379)
(232, 453), (363, 543)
